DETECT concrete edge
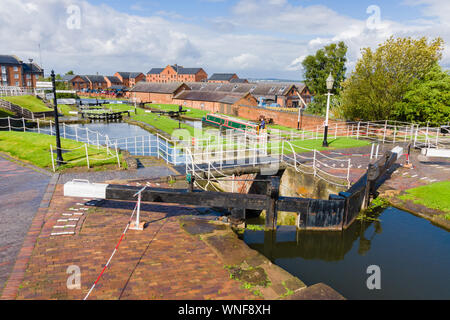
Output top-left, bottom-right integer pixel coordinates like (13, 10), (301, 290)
(0, 152), (53, 177)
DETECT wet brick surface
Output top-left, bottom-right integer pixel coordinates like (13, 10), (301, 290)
(0, 156), (51, 293)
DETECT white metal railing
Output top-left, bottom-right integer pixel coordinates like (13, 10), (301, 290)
(0, 86), (34, 97)
(1, 116), (448, 184)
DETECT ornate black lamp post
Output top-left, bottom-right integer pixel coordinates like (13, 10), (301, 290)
(51, 70), (64, 165)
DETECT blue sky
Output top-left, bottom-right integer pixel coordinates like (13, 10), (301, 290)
(1, 0), (448, 79)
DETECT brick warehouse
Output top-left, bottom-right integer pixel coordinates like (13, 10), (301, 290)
(146, 64), (208, 83)
(128, 82), (191, 103)
(186, 82), (312, 108)
(114, 72), (146, 87)
(172, 90), (258, 114)
(0, 55), (44, 88)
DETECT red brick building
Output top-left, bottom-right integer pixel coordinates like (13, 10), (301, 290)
(146, 65), (208, 83)
(114, 72), (146, 88)
(104, 76), (122, 88)
(173, 90), (258, 115)
(128, 82), (190, 103)
(0, 55), (44, 88)
(186, 82), (310, 108)
(85, 75), (108, 90)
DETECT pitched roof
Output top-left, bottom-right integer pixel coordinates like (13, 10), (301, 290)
(117, 72), (143, 79)
(109, 85), (127, 90)
(85, 75), (107, 83)
(177, 67), (204, 75)
(22, 63), (43, 74)
(147, 66), (204, 75)
(105, 76), (122, 83)
(147, 68), (164, 74)
(174, 90), (249, 104)
(208, 73), (237, 81)
(129, 82), (187, 94)
(0, 55), (21, 65)
(61, 74), (77, 82)
(185, 82), (298, 97)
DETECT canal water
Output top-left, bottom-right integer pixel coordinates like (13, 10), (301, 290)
(243, 207), (450, 300)
(24, 121), (186, 163)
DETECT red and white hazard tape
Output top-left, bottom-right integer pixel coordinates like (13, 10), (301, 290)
(83, 202), (138, 300)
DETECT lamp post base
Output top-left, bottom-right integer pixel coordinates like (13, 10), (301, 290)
(322, 125), (329, 147)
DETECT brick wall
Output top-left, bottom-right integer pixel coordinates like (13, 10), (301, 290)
(236, 105), (342, 129)
(130, 92), (174, 104)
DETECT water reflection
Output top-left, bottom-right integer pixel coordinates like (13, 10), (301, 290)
(243, 207), (450, 299)
(246, 216), (382, 262)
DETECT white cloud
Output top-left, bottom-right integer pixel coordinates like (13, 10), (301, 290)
(0, 0), (448, 79)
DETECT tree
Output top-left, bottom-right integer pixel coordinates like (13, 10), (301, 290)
(391, 64), (450, 126)
(65, 70), (74, 75)
(338, 36), (444, 121)
(302, 41), (347, 115)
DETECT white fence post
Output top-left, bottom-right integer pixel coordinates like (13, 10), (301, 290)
(115, 143), (121, 168)
(356, 122), (360, 140)
(50, 144), (55, 172)
(85, 144), (90, 169)
(173, 143), (177, 165)
(166, 139), (169, 164)
(313, 149), (317, 177)
(22, 117), (25, 132)
(156, 134), (160, 159)
(347, 159), (351, 188)
(7, 116), (10, 131)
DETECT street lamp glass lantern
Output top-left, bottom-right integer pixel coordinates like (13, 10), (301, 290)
(326, 73), (334, 91)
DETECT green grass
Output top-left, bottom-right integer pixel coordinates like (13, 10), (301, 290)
(399, 181), (450, 214)
(0, 131), (125, 171)
(272, 137), (370, 154)
(146, 103), (210, 119)
(0, 107), (14, 117)
(132, 108), (197, 136)
(58, 104), (77, 117)
(107, 103), (135, 113)
(2, 95), (53, 112)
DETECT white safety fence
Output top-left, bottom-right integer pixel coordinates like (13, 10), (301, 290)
(1, 116), (447, 184)
(0, 86), (35, 97)
(288, 120), (449, 150)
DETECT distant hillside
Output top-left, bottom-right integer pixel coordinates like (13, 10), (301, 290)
(247, 78), (305, 84)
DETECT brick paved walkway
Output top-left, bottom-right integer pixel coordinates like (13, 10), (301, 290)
(15, 185), (255, 300)
(0, 156), (51, 294)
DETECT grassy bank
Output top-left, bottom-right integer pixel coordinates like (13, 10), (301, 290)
(398, 181), (450, 217)
(146, 103), (209, 119)
(0, 131), (126, 171)
(0, 107), (14, 117)
(2, 95), (53, 112)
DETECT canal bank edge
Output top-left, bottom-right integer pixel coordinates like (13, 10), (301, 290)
(378, 191), (450, 231)
(179, 217), (346, 300)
